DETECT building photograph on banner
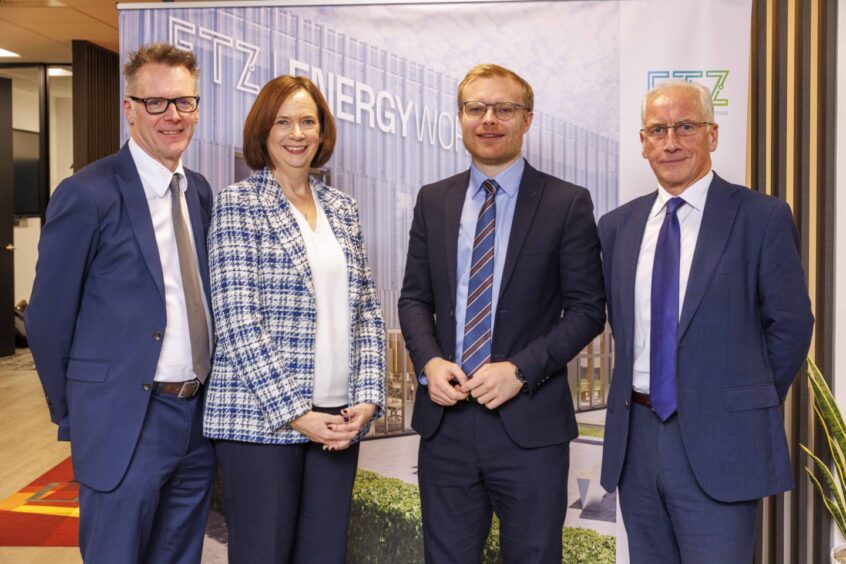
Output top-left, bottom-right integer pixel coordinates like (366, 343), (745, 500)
(118, 0), (623, 440)
(116, 0), (752, 557)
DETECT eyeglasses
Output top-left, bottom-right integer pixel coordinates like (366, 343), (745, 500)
(461, 101), (528, 121)
(641, 121), (713, 140)
(127, 96), (200, 115)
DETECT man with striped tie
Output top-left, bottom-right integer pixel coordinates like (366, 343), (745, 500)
(399, 64), (606, 564)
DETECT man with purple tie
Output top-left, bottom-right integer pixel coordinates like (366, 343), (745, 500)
(598, 80), (814, 563)
(398, 64), (605, 564)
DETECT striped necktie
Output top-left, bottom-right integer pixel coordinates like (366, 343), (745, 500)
(650, 196), (685, 420)
(462, 179), (498, 378)
(170, 174), (211, 383)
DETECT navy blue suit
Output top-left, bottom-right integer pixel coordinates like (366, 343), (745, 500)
(598, 173), (813, 562)
(399, 162), (605, 563)
(26, 143), (216, 563)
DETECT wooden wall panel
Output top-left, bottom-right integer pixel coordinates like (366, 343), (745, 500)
(750, 0), (837, 562)
(71, 40), (119, 171)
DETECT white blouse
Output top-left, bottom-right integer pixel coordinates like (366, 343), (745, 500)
(289, 189), (351, 407)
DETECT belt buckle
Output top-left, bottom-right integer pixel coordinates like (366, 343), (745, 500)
(177, 380), (200, 399)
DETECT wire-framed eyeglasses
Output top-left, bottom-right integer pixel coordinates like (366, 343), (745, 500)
(641, 121), (714, 140)
(461, 101), (528, 121)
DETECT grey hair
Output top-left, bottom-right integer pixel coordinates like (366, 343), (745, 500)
(641, 79), (714, 125)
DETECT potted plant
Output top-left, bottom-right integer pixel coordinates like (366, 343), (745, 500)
(800, 357), (846, 564)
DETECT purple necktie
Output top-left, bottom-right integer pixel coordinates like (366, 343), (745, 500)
(462, 179), (498, 378)
(650, 197), (685, 421)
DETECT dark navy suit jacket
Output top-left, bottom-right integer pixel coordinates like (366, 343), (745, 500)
(398, 161), (606, 448)
(598, 172), (813, 502)
(26, 142), (213, 492)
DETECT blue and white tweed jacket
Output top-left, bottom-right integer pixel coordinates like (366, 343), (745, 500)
(203, 167), (386, 444)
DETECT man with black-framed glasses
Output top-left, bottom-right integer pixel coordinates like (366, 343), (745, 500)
(598, 80), (813, 563)
(26, 42), (215, 564)
(399, 63), (606, 563)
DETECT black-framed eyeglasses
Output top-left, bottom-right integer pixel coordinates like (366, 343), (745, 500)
(641, 121), (713, 140)
(461, 101), (528, 121)
(127, 96), (200, 115)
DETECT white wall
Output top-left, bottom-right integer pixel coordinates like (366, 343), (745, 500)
(13, 217), (40, 306)
(49, 84), (73, 192)
(10, 76), (40, 305)
(10, 71), (74, 305)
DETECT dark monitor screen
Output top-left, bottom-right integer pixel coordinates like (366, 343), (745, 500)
(13, 129), (39, 216)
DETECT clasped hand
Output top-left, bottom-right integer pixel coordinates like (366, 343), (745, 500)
(423, 358), (523, 409)
(290, 403), (377, 451)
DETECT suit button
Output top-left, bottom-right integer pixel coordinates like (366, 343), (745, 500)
(449, 310), (455, 319)
(153, 331), (162, 341)
(625, 399), (630, 408)
(142, 383), (152, 391)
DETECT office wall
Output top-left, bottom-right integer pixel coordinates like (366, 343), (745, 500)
(11, 84), (39, 305)
(10, 72), (73, 306)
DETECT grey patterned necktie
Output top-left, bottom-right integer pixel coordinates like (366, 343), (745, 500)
(170, 173), (211, 383)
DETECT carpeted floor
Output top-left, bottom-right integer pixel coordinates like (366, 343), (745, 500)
(0, 457), (78, 547)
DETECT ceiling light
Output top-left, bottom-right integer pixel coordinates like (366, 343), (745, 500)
(0, 48), (21, 58)
(48, 68), (72, 77)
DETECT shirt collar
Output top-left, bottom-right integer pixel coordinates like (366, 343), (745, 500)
(652, 169), (713, 217)
(469, 158), (525, 199)
(128, 137), (187, 198)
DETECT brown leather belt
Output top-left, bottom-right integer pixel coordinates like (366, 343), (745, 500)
(631, 390), (652, 408)
(152, 379), (202, 399)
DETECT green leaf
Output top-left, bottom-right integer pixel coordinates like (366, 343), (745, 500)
(801, 356), (846, 541)
(808, 358), (846, 456)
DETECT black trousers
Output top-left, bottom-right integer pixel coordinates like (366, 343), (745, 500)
(215, 417), (360, 563)
(418, 401), (570, 564)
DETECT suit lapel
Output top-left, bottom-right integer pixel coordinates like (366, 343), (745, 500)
(115, 143), (165, 301)
(443, 171), (469, 308)
(184, 173), (211, 307)
(498, 162), (543, 301)
(678, 174), (739, 340)
(615, 194), (655, 364)
(255, 168), (315, 297)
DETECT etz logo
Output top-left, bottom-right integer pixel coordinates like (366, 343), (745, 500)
(647, 70), (729, 108)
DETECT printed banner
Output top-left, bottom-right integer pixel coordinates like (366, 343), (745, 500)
(619, 0), (752, 203)
(118, 2), (752, 551)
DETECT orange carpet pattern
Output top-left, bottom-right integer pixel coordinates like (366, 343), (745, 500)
(0, 457), (78, 546)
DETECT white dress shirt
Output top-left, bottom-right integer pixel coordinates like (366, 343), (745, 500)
(128, 138), (212, 383)
(632, 171), (713, 393)
(289, 189), (351, 407)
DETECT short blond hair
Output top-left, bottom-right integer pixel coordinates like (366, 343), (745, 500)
(124, 42), (199, 93)
(457, 64), (534, 111)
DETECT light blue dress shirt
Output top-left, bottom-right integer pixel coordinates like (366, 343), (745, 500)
(453, 158), (524, 367)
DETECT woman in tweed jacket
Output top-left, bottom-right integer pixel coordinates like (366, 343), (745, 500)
(204, 76), (385, 563)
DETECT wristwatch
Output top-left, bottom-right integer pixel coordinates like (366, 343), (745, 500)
(514, 365), (527, 390)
